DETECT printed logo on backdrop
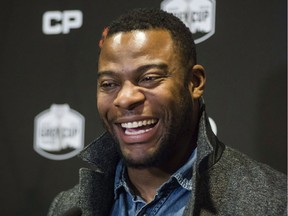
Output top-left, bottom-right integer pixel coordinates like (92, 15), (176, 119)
(43, 10), (83, 35)
(34, 104), (85, 160)
(161, 0), (216, 44)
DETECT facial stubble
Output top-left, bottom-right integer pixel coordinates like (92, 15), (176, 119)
(104, 89), (194, 169)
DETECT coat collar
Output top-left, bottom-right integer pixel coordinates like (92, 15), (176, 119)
(196, 105), (225, 174)
(77, 134), (119, 215)
(78, 131), (120, 175)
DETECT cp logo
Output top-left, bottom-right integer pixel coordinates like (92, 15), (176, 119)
(43, 10), (83, 35)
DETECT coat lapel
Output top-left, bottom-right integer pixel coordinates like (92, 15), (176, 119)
(79, 168), (114, 216)
(78, 132), (120, 216)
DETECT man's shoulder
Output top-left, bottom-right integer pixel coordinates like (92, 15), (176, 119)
(221, 146), (286, 181)
(205, 145), (287, 215)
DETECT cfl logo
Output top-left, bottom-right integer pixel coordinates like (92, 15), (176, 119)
(43, 10), (83, 35)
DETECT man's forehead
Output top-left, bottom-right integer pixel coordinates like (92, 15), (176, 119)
(104, 29), (172, 46)
(98, 29), (181, 72)
(109, 31), (148, 48)
(100, 30), (174, 59)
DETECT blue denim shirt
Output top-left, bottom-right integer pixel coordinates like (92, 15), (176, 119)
(110, 148), (197, 216)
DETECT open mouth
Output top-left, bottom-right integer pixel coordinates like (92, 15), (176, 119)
(120, 119), (158, 135)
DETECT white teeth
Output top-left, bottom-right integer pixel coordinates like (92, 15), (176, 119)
(121, 119), (157, 129)
(125, 128), (153, 135)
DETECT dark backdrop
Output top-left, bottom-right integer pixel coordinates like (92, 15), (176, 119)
(0, 0), (286, 215)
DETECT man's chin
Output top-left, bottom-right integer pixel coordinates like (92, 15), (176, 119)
(121, 152), (163, 169)
(108, 126), (172, 169)
(123, 158), (157, 169)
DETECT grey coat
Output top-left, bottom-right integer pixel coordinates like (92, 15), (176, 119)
(48, 111), (287, 216)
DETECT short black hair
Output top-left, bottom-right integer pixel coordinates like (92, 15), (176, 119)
(104, 8), (197, 66)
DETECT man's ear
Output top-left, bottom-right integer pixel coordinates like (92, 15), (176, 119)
(188, 64), (206, 99)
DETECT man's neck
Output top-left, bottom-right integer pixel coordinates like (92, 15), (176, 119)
(126, 143), (195, 203)
(126, 167), (170, 203)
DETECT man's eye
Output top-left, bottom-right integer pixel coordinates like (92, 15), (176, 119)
(139, 74), (165, 88)
(140, 75), (158, 82)
(100, 81), (117, 89)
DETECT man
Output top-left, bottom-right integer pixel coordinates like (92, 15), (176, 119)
(48, 8), (287, 216)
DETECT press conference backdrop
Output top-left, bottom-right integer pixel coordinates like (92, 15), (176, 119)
(0, 0), (286, 215)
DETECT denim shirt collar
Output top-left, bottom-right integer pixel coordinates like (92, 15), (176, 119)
(171, 148), (197, 190)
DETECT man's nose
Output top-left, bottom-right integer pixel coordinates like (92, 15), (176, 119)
(113, 81), (145, 110)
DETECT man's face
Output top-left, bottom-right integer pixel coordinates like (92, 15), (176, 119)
(97, 30), (200, 168)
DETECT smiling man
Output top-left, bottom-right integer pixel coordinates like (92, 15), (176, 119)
(48, 8), (286, 216)
(97, 29), (202, 172)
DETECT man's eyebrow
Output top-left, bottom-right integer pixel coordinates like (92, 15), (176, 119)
(136, 63), (168, 73)
(97, 70), (116, 79)
(97, 63), (169, 79)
